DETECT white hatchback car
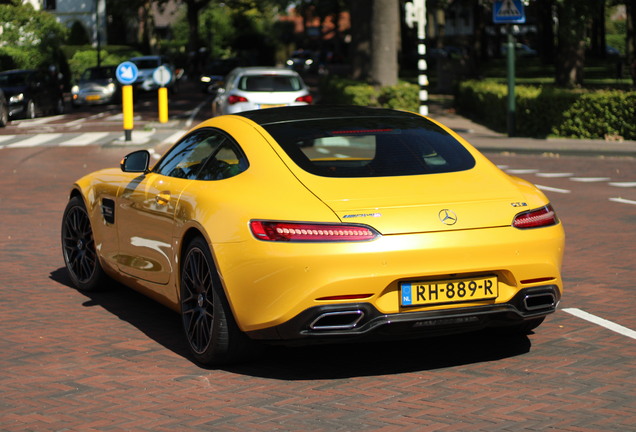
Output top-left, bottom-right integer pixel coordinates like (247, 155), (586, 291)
(212, 67), (313, 116)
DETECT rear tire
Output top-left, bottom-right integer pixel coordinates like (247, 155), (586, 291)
(180, 236), (252, 365)
(61, 196), (108, 291)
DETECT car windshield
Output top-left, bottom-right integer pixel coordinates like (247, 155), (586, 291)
(262, 116), (476, 178)
(237, 75), (302, 92)
(0, 72), (30, 86)
(82, 68), (115, 80)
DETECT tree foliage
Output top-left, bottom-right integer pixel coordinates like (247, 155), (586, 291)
(0, 1), (68, 69)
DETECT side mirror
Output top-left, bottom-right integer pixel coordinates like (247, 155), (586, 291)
(120, 150), (150, 173)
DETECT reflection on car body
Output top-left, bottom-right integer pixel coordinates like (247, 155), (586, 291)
(62, 105), (565, 366)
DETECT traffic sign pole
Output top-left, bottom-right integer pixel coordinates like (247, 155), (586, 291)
(493, 0), (525, 137)
(115, 61), (139, 142)
(122, 85), (134, 141)
(158, 87), (168, 123)
(506, 25), (516, 137)
(153, 66), (172, 124)
(405, 0), (428, 116)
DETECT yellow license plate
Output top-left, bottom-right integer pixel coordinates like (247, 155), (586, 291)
(259, 104), (285, 109)
(86, 95), (101, 101)
(400, 276), (498, 307)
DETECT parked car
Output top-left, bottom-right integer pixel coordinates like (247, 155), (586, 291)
(61, 105), (565, 366)
(0, 89), (8, 127)
(129, 55), (178, 92)
(199, 58), (244, 94)
(0, 69), (65, 119)
(71, 65), (120, 107)
(212, 67), (313, 116)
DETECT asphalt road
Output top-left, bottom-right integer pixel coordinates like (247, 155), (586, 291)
(0, 91), (635, 431)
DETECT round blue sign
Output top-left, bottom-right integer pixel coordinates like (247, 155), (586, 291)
(116, 61), (139, 85)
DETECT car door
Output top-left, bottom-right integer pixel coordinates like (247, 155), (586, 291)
(116, 129), (229, 284)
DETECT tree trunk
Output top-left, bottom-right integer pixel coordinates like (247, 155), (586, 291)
(370, 0), (398, 87)
(536, 0), (556, 64)
(555, 0), (592, 87)
(627, 0), (636, 84)
(350, 0), (372, 80)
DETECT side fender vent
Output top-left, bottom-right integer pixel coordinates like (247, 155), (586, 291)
(101, 198), (115, 224)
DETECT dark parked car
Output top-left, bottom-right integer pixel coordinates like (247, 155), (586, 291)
(0, 69), (65, 119)
(0, 89), (8, 127)
(71, 66), (120, 107)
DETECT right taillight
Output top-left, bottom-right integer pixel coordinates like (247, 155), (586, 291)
(513, 204), (559, 229)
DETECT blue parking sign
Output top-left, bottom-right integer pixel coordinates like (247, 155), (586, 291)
(116, 61), (139, 85)
(493, 0), (526, 24)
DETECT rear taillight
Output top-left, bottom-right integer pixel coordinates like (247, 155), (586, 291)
(228, 95), (248, 104)
(513, 205), (559, 229)
(250, 220), (379, 242)
(295, 94), (313, 104)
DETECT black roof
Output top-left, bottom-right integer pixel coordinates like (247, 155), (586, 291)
(236, 105), (421, 126)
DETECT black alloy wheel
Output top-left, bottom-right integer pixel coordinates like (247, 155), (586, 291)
(61, 196), (107, 291)
(180, 237), (250, 365)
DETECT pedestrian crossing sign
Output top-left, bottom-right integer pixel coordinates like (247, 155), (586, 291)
(493, 0), (526, 24)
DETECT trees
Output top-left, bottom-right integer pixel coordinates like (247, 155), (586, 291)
(0, 1), (68, 70)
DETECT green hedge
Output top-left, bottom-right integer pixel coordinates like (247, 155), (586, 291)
(457, 80), (636, 140)
(320, 77), (419, 113)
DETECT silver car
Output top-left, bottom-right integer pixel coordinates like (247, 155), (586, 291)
(71, 66), (119, 106)
(212, 67), (313, 116)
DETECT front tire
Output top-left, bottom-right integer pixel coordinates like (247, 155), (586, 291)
(180, 237), (251, 365)
(61, 196), (107, 291)
(25, 100), (36, 119)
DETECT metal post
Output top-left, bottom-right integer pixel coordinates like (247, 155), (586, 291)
(506, 24), (516, 137)
(405, 0), (428, 116)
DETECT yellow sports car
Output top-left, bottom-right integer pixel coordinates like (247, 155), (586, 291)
(61, 106), (565, 365)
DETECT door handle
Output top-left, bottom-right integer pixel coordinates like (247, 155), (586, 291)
(155, 192), (170, 205)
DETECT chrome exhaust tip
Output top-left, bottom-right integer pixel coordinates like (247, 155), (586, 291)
(523, 292), (556, 311)
(309, 310), (365, 331)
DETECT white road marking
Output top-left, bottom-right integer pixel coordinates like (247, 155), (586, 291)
(507, 169), (540, 174)
(16, 115), (64, 127)
(609, 197), (636, 205)
(60, 132), (110, 146)
(570, 177), (611, 182)
(535, 172), (573, 178)
(562, 308), (636, 340)
(0, 135), (16, 144)
(609, 182), (636, 188)
(536, 184), (571, 194)
(6, 133), (62, 148)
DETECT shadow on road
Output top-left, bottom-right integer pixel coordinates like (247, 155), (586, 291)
(50, 267), (532, 379)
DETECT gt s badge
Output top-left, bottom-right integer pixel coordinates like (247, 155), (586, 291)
(510, 202), (528, 207)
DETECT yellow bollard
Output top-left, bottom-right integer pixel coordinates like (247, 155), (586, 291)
(122, 85), (134, 141)
(158, 87), (168, 123)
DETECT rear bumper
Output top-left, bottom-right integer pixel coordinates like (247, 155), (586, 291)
(246, 285), (560, 343)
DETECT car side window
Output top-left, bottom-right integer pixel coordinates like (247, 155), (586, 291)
(195, 137), (248, 181)
(153, 128), (248, 180)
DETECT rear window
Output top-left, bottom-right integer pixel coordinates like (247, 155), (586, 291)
(262, 117), (476, 178)
(238, 75), (303, 92)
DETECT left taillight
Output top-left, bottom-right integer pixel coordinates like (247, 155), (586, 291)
(513, 205), (559, 229)
(250, 220), (379, 242)
(295, 94), (313, 104)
